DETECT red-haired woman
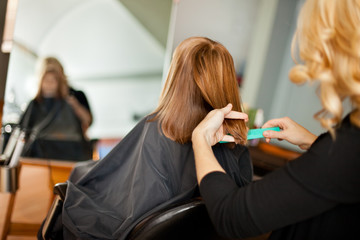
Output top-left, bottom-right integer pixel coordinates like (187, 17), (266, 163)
(44, 37), (250, 240)
(19, 62), (92, 160)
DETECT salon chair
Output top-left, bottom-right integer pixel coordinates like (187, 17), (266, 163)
(42, 182), (227, 240)
(41, 182), (67, 240)
(126, 197), (226, 240)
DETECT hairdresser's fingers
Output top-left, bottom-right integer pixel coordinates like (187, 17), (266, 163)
(218, 104), (248, 121)
(221, 135), (236, 143)
(220, 103), (248, 120)
(204, 104), (232, 130)
(265, 137), (284, 143)
(193, 104), (247, 146)
(220, 103), (233, 114)
(263, 129), (285, 140)
(263, 118), (289, 143)
(262, 118), (286, 129)
(225, 111), (248, 121)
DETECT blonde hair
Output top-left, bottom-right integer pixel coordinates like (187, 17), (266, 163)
(152, 37), (247, 144)
(290, 0), (360, 134)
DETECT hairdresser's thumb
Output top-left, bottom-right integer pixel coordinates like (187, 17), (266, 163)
(263, 130), (282, 140)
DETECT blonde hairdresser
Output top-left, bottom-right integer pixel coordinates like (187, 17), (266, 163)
(192, 0), (360, 239)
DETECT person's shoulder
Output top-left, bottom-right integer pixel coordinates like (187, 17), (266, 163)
(313, 111), (359, 140)
(29, 98), (38, 104)
(307, 112), (360, 164)
(69, 87), (85, 98)
(144, 113), (162, 129)
(29, 98), (41, 108)
(144, 113), (186, 145)
(333, 112), (360, 144)
(339, 112), (360, 131)
(127, 113), (158, 135)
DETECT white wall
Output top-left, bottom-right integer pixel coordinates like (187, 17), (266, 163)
(72, 77), (162, 138)
(167, 0), (260, 73)
(241, 0), (279, 107)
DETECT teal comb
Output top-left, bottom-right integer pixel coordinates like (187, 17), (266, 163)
(247, 127), (280, 140)
(219, 127), (281, 143)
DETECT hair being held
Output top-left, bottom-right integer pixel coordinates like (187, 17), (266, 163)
(153, 37), (247, 144)
(289, 0), (360, 135)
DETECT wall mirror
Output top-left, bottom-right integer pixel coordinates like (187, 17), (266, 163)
(3, 0), (172, 140)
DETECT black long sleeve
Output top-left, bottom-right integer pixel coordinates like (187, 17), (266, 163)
(200, 115), (360, 240)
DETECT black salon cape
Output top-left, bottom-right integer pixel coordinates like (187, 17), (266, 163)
(58, 115), (252, 240)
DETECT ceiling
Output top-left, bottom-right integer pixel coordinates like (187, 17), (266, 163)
(12, 0), (171, 80)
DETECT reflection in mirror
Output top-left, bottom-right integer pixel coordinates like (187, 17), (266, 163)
(3, 0), (171, 141)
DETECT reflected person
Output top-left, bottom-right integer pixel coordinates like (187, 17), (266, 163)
(40, 56), (93, 134)
(19, 60), (92, 160)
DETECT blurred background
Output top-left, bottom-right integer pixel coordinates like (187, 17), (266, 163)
(1, 0), (329, 152)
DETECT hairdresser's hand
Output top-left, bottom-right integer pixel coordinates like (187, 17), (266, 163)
(262, 117), (317, 150)
(192, 104), (248, 147)
(66, 95), (92, 130)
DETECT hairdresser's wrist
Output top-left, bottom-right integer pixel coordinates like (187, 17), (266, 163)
(192, 130), (225, 184)
(299, 132), (317, 150)
(192, 130), (206, 147)
(192, 128), (212, 148)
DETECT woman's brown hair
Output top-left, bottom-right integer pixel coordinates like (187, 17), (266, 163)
(35, 67), (69, 101)
(152, 37), (247, 144)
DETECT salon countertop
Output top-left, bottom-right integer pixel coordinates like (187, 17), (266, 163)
(20, 157), (78, 168)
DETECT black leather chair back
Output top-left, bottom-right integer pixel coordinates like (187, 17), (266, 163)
(126, 198), (227, 240)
